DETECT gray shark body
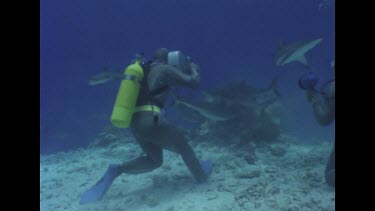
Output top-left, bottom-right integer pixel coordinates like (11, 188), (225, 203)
(275, 38), (323, 67)
(88, 71), (123, 86)
(171, 76), (282, 124)
(174, 103), (208, 123)
(202, 76), (281, 108)
(172, 95), (240, 122)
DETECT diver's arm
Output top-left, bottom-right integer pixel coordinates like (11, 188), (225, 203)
(156, 63), (200, 88)
(307, 90), (335, 126)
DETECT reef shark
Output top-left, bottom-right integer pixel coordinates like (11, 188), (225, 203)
(171, 94), (239, 122)
(275, 38), (323, 67)
(202, 76), (281, 108)
(171, 76), (281, 123)
(88, 70), (123, 86)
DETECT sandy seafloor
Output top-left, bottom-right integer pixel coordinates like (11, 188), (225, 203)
(40, 133), (335, 211)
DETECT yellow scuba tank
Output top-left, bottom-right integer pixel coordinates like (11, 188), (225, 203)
(110, 61), (144, 128)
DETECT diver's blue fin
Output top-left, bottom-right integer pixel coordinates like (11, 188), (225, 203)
(79, 164), (121, 204)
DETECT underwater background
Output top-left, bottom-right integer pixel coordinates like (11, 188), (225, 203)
(40, 1), (335, 210)
(40, 0), (334, 155)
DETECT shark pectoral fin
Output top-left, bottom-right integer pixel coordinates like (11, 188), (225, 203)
(296, 55), (309, 67)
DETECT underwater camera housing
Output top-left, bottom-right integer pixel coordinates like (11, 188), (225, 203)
(298, 72), (319, 90)
(167, 51), (192, 74)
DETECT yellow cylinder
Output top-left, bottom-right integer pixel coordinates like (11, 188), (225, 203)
(110, 61), (144, 128)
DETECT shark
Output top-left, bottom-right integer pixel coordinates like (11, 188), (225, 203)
(275, 38), (323, 67)
(202, 76), (281, 108)
(88, 70), (123, 86)
(171, 94), (240, 122)
(171, 76), (281, 123)
(174, 103), (208, 124)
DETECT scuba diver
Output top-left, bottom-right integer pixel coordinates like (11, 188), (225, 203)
(80, 48), (213, 204)
(298, 60), (335, 187)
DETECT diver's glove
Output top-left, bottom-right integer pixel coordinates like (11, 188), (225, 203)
(298, 72), (318, 90)
(79, 164), (121, 204)
(188, 63), (200, 87)
(299, 72), (320, 104)
(190, 63), (200, 80)
(306, 89), (319, 104)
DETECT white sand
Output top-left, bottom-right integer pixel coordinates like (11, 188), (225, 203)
(40, 133), (335, 211)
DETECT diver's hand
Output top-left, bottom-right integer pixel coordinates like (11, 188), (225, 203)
(190, 63), (200, 84)
(190, 62), (200, 74)
(306, 89), (319, 104)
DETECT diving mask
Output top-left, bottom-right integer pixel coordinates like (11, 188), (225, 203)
(167, 51), (191, 74)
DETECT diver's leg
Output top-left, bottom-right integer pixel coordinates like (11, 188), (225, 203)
(118, 141), (163, 174)
(155, 117), (212, 183)
(80, 142), (162, 204)
(174, 141), (212, 183)
(325, 141), (335, 187)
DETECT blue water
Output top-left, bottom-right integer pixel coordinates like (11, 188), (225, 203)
(40, 0), (335, 155)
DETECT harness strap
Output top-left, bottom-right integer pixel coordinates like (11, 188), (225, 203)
(134, 105), (161, 113)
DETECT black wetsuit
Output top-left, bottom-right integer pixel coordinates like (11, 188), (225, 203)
(325, 141), (335, 187)
(309, 83), (335, 187)
(322, 89), (335, 187)
(117, 60), (208, 183)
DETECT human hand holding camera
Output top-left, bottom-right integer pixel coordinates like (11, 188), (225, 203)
(190, 62), (200, 82)
(298, 72), (319, 104)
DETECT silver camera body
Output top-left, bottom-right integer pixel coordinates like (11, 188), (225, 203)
(167, 51), (191, 74)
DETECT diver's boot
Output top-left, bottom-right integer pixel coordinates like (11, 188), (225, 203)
(199, 160), (213, 182)
(80, 164), (121, 204)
